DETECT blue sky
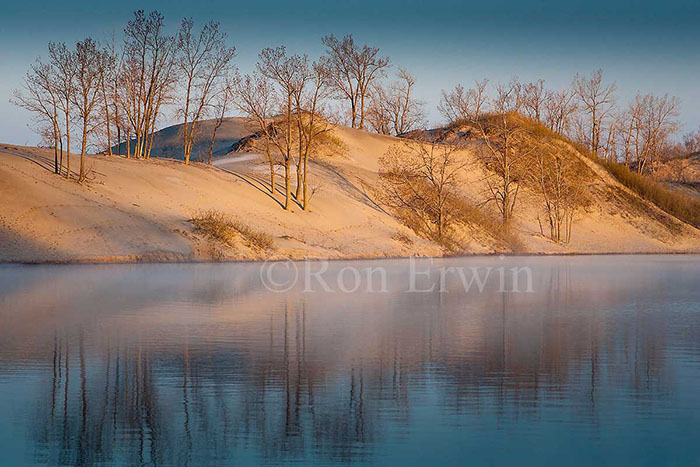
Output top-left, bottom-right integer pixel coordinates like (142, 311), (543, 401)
(1, 0), (699, 145)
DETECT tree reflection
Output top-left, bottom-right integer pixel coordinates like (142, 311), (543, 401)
(0, 258), (694, 464)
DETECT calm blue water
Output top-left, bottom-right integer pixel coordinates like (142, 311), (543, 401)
(0, 256), (699, 466)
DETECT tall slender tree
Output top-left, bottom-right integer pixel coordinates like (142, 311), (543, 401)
(367, 68), (425, 136)
(257, 47), (307, 210)
(320, 34), (389, 129)
(206, 73), (237, 164)
(477, 79), (535, 224)
(233, 72), (278, 194)
(438, 79), (489, 124)
(176, 18), (236, 165)
(122, 10), (177, 160)
(12, 58), (63, 174)
(49, 42), (76, 179)
(73, 37), (105, 182)
(573, 69), (616, 158)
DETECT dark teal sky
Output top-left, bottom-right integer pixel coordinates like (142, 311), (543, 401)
(1, 0), (699, 144)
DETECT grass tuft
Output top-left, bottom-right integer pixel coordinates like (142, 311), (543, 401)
(191, 210), (275, 251)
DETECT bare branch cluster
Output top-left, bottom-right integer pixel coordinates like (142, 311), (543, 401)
(378, 138), (469, 245)
(366, 68), (426, 136)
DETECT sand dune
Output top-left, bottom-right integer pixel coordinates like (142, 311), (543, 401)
(112, 117), (254, 160)
(1, 123), (699, 263)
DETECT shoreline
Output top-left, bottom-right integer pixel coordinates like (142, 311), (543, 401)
(3, 249), (700, 267)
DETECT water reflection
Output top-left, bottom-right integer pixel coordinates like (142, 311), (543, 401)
(1, 256), (699, 465)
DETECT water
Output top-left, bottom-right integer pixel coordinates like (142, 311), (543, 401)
(0, 256), (699, 466)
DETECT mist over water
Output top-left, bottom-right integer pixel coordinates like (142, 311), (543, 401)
(1, 256), (699, 465)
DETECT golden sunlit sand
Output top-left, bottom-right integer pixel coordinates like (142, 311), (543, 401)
(2, 121), (699, 263)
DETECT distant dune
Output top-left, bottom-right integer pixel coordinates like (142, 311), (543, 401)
(1, 121), (699, 263)
(112, 117), (254, 161)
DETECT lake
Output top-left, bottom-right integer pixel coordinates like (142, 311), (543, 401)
(1, 256), (699, 466)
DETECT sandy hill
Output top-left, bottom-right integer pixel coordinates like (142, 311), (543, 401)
(1, 120), (699, 263)
(112, 117), (254, 161)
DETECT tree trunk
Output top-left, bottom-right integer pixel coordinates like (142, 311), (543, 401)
(302, 153), (309, 210)
(284, 161), (291, 211)
(103, 83), (112, 156)
(183, 82), (192, 165)
(359, 93), (365, 129)
(285, 93), (293, 209)
(116, 126), (121, 156)
(351, 101), (357, 128)
(267, 145), (275, 195)
(53, 119), (60, 174)
(59, 137), (63, 175)
(135, 130), (141, 159)
(208, 126), (218, 165)
(79, 117), (88, 182)
(64, 110), (71, 180)
(295, 155), (303, 200)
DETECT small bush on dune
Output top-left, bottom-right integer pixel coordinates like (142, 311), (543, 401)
(191, 210), (275, 251)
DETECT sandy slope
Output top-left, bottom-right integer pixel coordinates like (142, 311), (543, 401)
(1, 124), (699, 263)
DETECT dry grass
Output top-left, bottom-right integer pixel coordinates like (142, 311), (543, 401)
(191, 209), (275, 251)
(597, 160), (700, 229)
(391, 231), (414, 245)
(451, 198), (526, 253)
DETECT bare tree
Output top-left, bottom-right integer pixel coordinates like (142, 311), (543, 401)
(378, 138), (468, 243)
(98, 37), (118, 156)
(573, 69), (616, 158)
(683, 127), (700, 154)
(177, 18), (236, 165)
(530, 148), (589, 243)
(365, 85), (392, 135)
(122, 10), (177, 160)
(367, 68), (425, 136)
(238, 54), (329, 210)
(294, 62), (331, 210)
(73, 37), (105, 182)
(320, 34), (390, 129)
(49, 42), (76, 178)
(12, 58), (63, 174)
(521, 79), (547, 122)
(618, 105), (638, 167)
(233, 72), (278, 194)
(438, 79), (489, 124)
(600, 114), (620, 162)
(476, 79), (535, 224)
(633, 93), (680, 174)
(257, 46), (307, 210)
(109, 40), (127, 156)
(206, 73), (237, 165)
(543, 88), (577, 135)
